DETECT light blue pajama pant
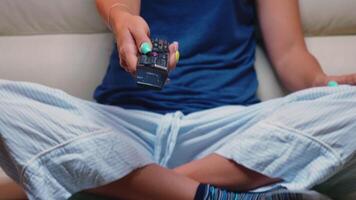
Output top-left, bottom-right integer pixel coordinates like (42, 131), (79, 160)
(0, 79), (355, 200)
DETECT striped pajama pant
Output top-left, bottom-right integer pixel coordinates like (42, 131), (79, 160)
(0, 79), (355, 200)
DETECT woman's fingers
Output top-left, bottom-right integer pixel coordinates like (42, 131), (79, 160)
(168, 42), (179, 71)
(115, 15), (180, 76)
(115, 15), (152, 75)
(129, 17), (152, 54)
(346, 73), (356, 85)
(327, 74), (356, 86)
(117, 29), (139, 73)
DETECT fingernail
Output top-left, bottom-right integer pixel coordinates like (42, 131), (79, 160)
(327, 81), (339, 87)
(140, 42), (152, 54)
(175, 50), (180, 63)
(173, 41), (179, 51)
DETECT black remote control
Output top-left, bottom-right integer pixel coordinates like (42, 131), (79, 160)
(136, 38), (169, 90)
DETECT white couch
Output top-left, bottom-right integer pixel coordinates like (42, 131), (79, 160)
(0, 0), (355, 199)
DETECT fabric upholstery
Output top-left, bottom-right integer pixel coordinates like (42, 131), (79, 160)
(0, 33), (113, 100)
(0, 0), (107, 35)
(1, 0), (356, 36)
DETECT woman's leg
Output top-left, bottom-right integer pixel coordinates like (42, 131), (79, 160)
(88, 164), (198, 200)
(3, 82), (351, 199)
(0, 176), (27, 200)
(174, 154), (281, 192)
(0, 164), (199, 200)
(0, 80), (161, 199)
(209, 86), (356, 191)
(170, 86), (356, 198)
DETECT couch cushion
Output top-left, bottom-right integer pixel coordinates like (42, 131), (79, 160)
(0, 0), (107, 35)
(300, 0), (356, 36)
(1, 0), (356, 36)
(0, 33), (113, 100)
(305, 36), (356, 75)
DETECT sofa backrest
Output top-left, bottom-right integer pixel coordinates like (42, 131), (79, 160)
(0, 0), (106, 35)
(1, 0), (356, 36)
(0, 0), (113, 100)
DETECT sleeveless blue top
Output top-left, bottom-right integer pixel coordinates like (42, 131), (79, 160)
(94, 0), (260, 114)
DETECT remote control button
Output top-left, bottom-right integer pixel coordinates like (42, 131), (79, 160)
(149, 56), (157, 64)
(161, 60), (167, 68)
(160, 54), (168, 59)
(153, 47), (159, 52)
(157, 59), (167, 68)
(139, 55), (149, 65)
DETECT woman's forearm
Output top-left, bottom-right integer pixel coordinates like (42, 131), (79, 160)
(96, 0), (141, 28)
(274, 47), (326, 91)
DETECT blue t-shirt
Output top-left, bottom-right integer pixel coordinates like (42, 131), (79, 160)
(94, 0), (260, 114)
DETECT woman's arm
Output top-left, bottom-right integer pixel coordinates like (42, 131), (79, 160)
(256, 0), (356, 91)
(96, 0), (140, 26)
(95, 0), (178, 74)
(95, 0), (146, 73)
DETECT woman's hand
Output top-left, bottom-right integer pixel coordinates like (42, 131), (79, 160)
(111, 9), (179, 75)
(313, 73), (356, 87)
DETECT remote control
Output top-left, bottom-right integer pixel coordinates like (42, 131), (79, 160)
(136, 38), (169, 90)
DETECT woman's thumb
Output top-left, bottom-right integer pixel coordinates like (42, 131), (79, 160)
(131, 29), (152, 54)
